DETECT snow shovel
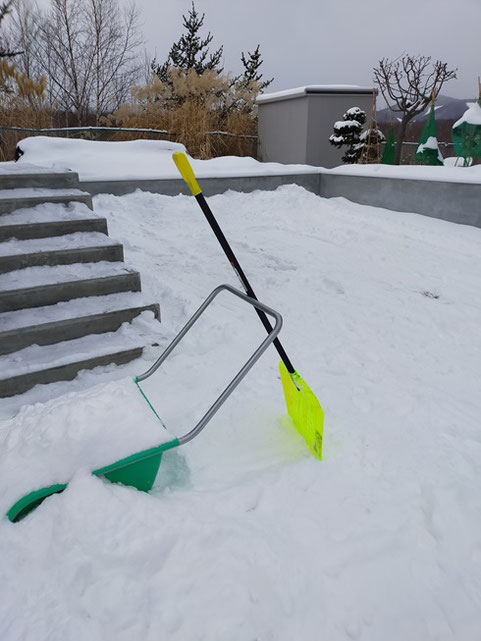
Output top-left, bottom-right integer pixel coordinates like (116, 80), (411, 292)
(173, 152), (324, 459)
(6, 284), (282, 522)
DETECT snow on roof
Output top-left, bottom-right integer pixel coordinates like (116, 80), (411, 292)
(257, 85), (375, 104)
(453, 100), (481, 128)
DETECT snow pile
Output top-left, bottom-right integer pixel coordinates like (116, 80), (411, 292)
(15, 136), (319, 181)
(416, 136), (444, 164)
(0, 161), (72, 175)
(327, 162), (481, 182)
(1, 186), (481, 640)
(453, 100), (481, 128)
(0, 377), (173, 515)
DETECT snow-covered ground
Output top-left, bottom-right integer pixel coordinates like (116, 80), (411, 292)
(1, 185), (481, 640)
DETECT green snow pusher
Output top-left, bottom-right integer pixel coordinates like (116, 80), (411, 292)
(6, 284), (282, 522)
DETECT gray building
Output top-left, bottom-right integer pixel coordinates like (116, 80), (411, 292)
(257, 85), (376, 168)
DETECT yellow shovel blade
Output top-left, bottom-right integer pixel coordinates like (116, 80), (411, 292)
(279, 361), (324, 459)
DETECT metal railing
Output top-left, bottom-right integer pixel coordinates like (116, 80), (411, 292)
(0, 125), (257, 140)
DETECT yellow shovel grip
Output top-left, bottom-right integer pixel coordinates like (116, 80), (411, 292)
(173, 152), (202, 196)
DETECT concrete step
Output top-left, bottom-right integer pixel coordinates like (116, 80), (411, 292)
(0, 313), (161, 397)
(0, 168), (80, 190)
(0, 302), (160, 355)
(0, 263), (141, 312)
(0, 242), (123, 273)
(0, 188), (93, 214)
(0, 217), (108, 241)
(0, 347), (143, 397)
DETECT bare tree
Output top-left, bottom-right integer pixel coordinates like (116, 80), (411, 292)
(0, 0), (23, 58)
(374, 54), (457, 164)
(88, 0), (142, 124)
(10, 0), (142, 125)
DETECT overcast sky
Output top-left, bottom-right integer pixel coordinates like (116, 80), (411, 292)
(136, 0), (479, 100)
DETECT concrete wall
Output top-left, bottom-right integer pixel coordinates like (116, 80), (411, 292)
(81, 172), (481, 230)
(319, 173), (481, 228)
(257, 97), (309, 165)
(82, 173), (322, 198)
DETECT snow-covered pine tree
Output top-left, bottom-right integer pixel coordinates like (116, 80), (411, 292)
(329, 107), (366, 163)
(359, 125), (385, 163)
(239, 45), (273, 92)
(151, 2), (223, 82)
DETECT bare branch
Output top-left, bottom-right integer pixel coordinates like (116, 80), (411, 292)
(373, 53), (457, 163)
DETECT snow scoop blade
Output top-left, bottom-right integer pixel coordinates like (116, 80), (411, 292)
(279, 362), (324, 459)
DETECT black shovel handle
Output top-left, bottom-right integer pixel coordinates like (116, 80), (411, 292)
(195, 192), (295, 374)
(173, 152), (295, 374)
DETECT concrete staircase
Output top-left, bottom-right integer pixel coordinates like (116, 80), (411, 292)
(0, 167), (160, 398)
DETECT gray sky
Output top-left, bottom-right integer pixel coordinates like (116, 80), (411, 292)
(136, 0), (480, 100)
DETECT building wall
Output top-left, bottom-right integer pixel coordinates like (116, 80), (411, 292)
(257, 91), (375, 168)
(306, 93), (374, 167)
(257, 97), (309, 165)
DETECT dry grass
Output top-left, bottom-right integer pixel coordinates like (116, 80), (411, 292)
(0, 60), (53, 160)
(0, 66), (259, 161)
(106, 68), (259, 158)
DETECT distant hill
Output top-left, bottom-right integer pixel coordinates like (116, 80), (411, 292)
(377, 95), (475, 125)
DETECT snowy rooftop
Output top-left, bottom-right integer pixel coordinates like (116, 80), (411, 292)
(257, 85), (375, 104)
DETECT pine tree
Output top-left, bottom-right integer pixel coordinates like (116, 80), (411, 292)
(329, 107), (366, 163)
(152, 2), (223, 82)
(359, 125), (385, 163)
(239, 45), (272, 92)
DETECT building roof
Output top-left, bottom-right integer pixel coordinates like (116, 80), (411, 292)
(257, 85), (375, 105)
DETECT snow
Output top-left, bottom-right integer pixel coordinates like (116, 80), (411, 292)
(0, 231), (117, 256)
(0, 310), (159, 378)
(0, 201), (98, 225)
(14, 136), (320, 182)
(0, 187), (90, 199)
(333, 119), (362, 130)
(444, 156), (473, 168)
(257, 85), (374, 103)
(0, 376), (174, 516)
(0, 161), (73, 175)
(345, 107), (365, 117)
(417, 136), (439, 152)
(0, 260), (133, 290)
(453, 100), (481, 128)
(416, 137), (444, 163)
(0, 291), (157, 331)
(12, 135), (480, 186)
(1, 185), (481, 640)
(327, 162), (481, 183)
